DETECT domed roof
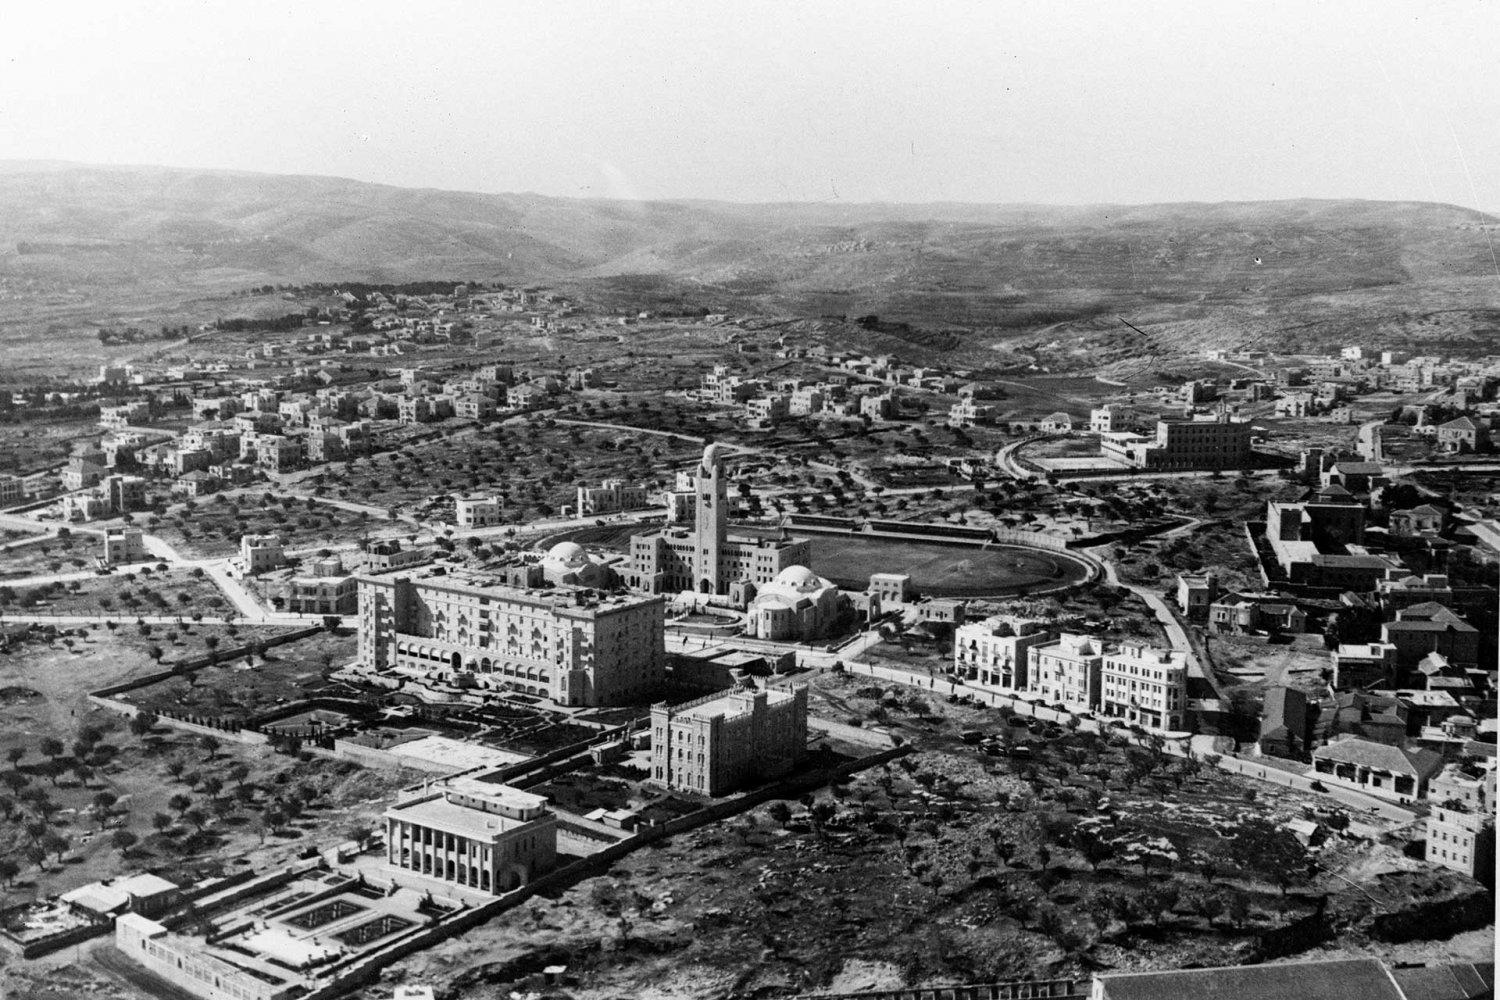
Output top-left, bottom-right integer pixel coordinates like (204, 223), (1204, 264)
(774, 565), (823, 592)
(546, 541), (590, 567)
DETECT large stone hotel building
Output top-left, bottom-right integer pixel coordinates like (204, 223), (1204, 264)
(356, 574), (665, 707)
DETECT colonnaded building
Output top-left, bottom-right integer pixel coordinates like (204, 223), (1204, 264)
(385, 777), (556, 894)
(356, 573), (665, 706)
(624, 443), (810, 599)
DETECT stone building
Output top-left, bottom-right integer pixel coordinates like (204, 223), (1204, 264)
(575, 479), (650, 516)
(1309, 736), (1443, 804)
(626, 444), (810, 600)
(384, 777), (556, 894)
(356, 573), (664, 706)
(1027, 634), (1105, 712)
(650, 685), (808, 796)
(455, 495), (502, 528)
(1425, 765), (1496, 882)
(743, 566), (850, 641)
(953, 618), (1052, 690)
(1099, 642), (1188, 732)
(101, 527), (146, 567)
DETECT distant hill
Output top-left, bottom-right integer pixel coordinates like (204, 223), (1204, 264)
(0, 162), (1496, 369)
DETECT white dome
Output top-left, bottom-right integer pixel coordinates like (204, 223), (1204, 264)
(774, 565), (823, 593)
(546, 541), (590, 567)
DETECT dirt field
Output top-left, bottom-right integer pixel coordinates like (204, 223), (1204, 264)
(361, 708), (1486, 999)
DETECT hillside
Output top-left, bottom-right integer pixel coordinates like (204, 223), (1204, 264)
(0, 162), (1496, 369)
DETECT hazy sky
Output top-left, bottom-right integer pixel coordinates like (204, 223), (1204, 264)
(2, 0), (1495, 209)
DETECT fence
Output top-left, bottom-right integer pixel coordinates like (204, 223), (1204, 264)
(792, 978), (1083, 1000)
(296, 742), (914, 1000)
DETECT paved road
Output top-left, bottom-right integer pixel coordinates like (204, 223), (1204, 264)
(1085, 522), (1229, 707)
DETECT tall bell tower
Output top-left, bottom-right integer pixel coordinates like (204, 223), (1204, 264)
(694, 443), (727, 593)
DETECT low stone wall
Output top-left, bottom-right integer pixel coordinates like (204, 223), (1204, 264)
(298, 743), (913, 1000)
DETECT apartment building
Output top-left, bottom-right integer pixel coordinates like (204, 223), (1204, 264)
(952, 618), (1052, 690)
(1425, 765), (1495, 880)
(356, 574), (665, 707)
(649, 685), (808, 796)
(1027, 633), (1105, 712)
(1099, 642), (1188, 732)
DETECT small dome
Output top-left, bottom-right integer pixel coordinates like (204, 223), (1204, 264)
(774, 565), (822, 592)
(546, 542), (590, 567)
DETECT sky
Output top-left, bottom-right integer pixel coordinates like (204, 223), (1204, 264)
(0, 0), (1496, 210)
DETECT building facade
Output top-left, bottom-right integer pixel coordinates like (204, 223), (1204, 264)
(385, 777), (556, 894)
(953, 618), (1052, 690)
(356, 574), (665, 706)
(650, 685), (808, 796)
(1099, 642), (1188, 732)
(626, 444), (811, 598)
(101, 527), (146, 567)
(1028, 634), (1105, 712)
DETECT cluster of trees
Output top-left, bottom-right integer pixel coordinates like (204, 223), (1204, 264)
(213, 312), (308, 334)
(96, 325), (185, 344)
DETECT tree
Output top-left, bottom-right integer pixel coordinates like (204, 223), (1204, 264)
(0, 858), (19, 886)
(92, 791), (118, 827)
(1197, 893), (1226, 928)
(147, 644), (164, 664)
(111, 830), (139, 856)
(346, 823), (374, 851)
(198, 735), (220, 761)
(151, 812), (173, 834)
(1228, 817), (1308, 893)
(767, 801), (792, 829)
(42, 831), (69, 864)
(129, 711), (158, 737)
(38, 737), (63, 764)
(168, 793), (192, 818)
(5, 747), (25, 770)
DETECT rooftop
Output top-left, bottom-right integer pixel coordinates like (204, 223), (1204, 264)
(1312, 737), (1445, 777)
(1095, 957), (1404, 1000)
(388, 791), (541, 840)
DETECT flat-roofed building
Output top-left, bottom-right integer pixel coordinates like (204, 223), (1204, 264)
(575, 479), (650, 516)
(650, 685), (808, 796)
(1116, 414), (1253, 471)
(357, 573), (665, 706)
(385, 777), (556, 894)
(235, 534), (285, 576)
(1100, 641), (1188, 732)
(455, 495), (502, 528)
(953, 618), (1052, 690)
(101, 527), (146, 567)
(0, 474), (23, 505)
(1027, 633), (1105, 711)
